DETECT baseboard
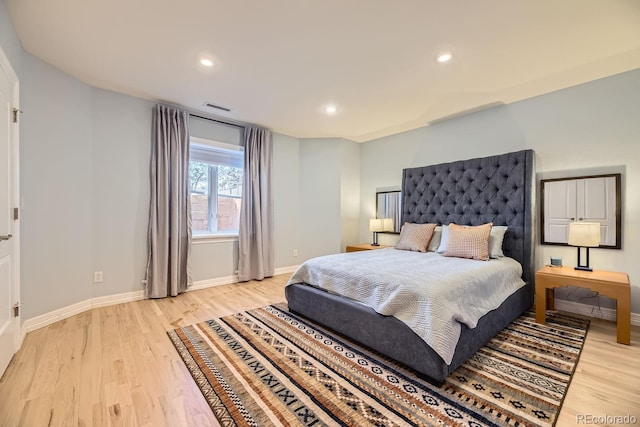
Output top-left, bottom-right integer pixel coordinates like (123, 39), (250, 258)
(92, 290), (146, 308)
(23, 289), (146, 333)
(274, 265), (298, 275)
(188, 265), (298, 292)
(22, 266), (300, 334)
(554, 299), (640, 326)
(189, 275), (239, 291)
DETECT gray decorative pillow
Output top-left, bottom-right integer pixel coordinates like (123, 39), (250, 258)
(395, 223), (437, 252)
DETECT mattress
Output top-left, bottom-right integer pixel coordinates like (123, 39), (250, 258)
(286, 248), (525, 364)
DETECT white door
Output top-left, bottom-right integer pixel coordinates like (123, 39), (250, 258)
(0, 46), (19, 378)
(544, 179), (577, 243)
(579, 177), (617, 246)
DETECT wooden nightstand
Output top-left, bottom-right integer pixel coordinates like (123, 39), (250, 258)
(345, 244), (390, 252)
(535, 265), (631, 345)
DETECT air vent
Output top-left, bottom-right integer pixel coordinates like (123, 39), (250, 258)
(203, 102), (231, 112)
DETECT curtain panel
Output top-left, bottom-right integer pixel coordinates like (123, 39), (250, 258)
(238, 126), (274, 281)
(146, 104), (192, 298)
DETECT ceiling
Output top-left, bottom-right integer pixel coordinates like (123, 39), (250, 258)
(6, 0), (640, 142)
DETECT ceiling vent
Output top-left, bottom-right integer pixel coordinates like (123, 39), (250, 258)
(203, 102), (231, 112)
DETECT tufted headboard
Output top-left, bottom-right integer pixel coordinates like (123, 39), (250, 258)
(401, 150), (535, 284)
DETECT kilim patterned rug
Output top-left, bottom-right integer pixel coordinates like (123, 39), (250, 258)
(168, 305), (589, 427)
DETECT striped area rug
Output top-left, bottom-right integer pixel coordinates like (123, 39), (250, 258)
(168, 305), (588, 427)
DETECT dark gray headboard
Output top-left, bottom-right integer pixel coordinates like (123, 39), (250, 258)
(401, 150), (535, 284)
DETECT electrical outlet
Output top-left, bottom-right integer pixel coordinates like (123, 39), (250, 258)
(93, 271), (103, 283)
(293, 249), (298, 257)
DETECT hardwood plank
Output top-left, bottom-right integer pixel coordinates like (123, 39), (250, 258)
(0, 275), (638, 426)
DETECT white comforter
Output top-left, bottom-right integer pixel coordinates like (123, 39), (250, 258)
(287, 248), (525, 364)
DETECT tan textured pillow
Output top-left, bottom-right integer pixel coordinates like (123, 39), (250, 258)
(395, 223), (437, 252)
(444, 223), (493, 261)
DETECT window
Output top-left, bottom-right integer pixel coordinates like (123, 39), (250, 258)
(189, 137), (244, 236)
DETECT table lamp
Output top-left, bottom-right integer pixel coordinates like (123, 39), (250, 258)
(369, 218), (393, 246)
(568, 222), (601, 271)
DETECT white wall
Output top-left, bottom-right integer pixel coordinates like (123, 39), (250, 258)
(359, 69), (640, 313)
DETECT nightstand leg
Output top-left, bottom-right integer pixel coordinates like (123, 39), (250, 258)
(545, 288), (555, 310)
(535, 284), (547, 324)
(617, 297), (631, 345)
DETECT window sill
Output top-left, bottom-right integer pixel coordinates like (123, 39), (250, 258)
(192, 233), (239, 244)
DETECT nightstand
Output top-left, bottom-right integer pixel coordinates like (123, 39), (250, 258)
(345, 244), (390, 252)
(535, 265), (631, 345)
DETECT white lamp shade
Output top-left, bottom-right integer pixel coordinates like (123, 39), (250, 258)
(370, 218), (394, 232)
(568, 222), (601, 247)
(369, 218), (384, 232)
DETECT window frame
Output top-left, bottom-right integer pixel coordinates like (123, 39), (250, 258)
(189, 136), (244, 240)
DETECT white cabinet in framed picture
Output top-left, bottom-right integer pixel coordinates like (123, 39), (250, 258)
(541, 173), (621, 248)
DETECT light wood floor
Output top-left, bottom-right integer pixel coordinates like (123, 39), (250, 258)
(1, 274), (638, 426)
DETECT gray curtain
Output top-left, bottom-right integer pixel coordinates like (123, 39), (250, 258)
(238, 126), (274, 281)
(146, 104), (192, 298)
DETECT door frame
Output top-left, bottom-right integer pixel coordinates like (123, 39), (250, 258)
(0, 43), (22, 354)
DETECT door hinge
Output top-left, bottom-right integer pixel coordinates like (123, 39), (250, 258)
(13, 207), (18, 220)
(12, 108), (22, 124)
(13, 303), (19, 317)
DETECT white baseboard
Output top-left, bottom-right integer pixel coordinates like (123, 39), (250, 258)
(553, 299), (640, 326)
(23, 289), (146, 333)
(21, 266), (299, 334)
(189, 275), (238, 291)
(92, 290), (146, 308)
(274, 265), (298, 275)
(188, 265), (298, 292)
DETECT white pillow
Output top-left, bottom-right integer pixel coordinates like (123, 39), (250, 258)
(427, 226), (442, 252)
(437, 224), (508, 259)
(436, 225), (450, 253)
(489, 226), (508, 258)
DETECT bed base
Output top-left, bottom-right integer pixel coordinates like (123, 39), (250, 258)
(286, 282), (533, 385)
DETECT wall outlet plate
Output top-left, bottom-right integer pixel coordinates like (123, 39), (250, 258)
(93, 271), (103, 283)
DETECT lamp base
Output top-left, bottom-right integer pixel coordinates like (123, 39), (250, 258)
(370, 243), (380, 246)
(574, 266), (593, 272)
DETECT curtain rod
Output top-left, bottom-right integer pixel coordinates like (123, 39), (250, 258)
(189, 113), (246, 130)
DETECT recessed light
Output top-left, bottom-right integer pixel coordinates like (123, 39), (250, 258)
(325, 105), (337, 115)
(437, 52), (452, 63)
(200, 58), (214, 67)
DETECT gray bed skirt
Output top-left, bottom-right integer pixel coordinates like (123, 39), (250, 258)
(285, 282), (533, 385)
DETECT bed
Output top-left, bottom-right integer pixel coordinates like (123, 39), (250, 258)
(285, 149), (535, 385)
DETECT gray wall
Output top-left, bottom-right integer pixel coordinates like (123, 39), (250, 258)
(273, 133), (302, 268)
(2, 0), (639, 320)
(1, 1), (309, 319)
(298, 138), (343, 259)
(359, 69), (640, 313)
(91, 89), (153, 297)
(21, 53), (94, 317)
(340, 139), (361, 250)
